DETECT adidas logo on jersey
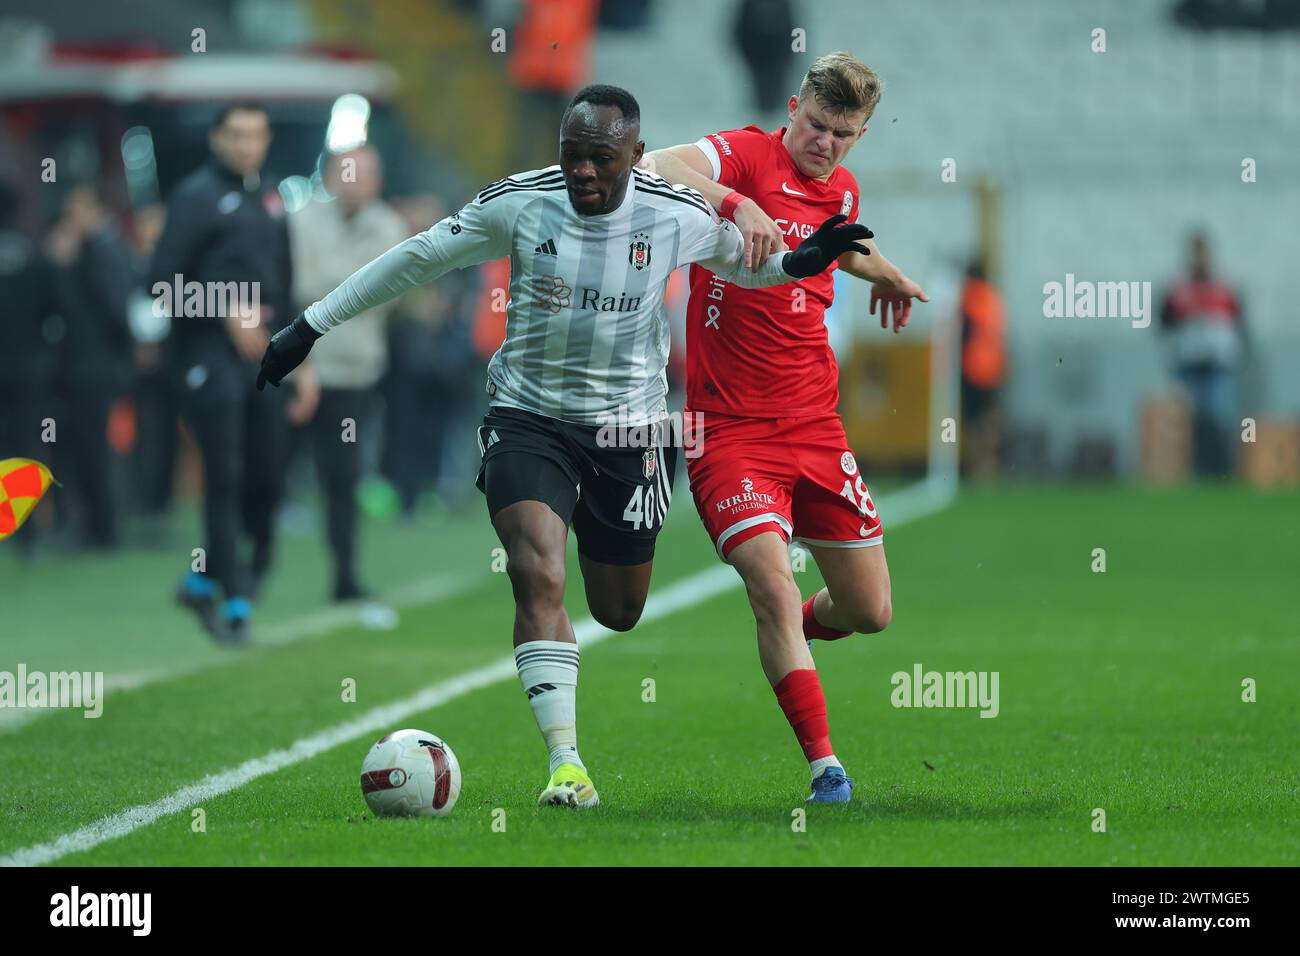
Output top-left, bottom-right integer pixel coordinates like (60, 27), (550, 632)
(534, 238), (558, 256)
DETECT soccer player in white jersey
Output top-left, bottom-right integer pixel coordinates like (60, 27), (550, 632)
(256, 85), (870, 808)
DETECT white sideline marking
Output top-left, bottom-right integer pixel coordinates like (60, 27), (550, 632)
(0, 573), (480, 733)
(0, 482), (952, 867)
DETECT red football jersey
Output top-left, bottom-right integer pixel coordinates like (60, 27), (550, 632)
(686, 125), (860, 418)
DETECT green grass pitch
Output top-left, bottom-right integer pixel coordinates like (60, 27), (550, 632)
(0, 483), (1296, 865)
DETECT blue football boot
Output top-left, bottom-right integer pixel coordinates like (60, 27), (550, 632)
(807, 766), (854, 803)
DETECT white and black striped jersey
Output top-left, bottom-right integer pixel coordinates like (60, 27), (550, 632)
(303, 165), (794, 426)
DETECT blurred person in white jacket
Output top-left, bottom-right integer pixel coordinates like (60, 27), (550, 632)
(289, 146), (408, 604)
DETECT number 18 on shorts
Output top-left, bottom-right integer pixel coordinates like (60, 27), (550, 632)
(685, 413), (884, 559)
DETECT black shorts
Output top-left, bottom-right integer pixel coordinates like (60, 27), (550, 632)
(961, 380), (999, 425)
(475, 406), (678, 566)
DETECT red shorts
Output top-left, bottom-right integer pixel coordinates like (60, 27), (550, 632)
(685, 411), (884, 559)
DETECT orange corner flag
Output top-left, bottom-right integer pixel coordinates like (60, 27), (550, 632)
(0, 458), (56, 542)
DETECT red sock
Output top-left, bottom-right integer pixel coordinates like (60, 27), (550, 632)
(803, 594), (851, 641)
(773, 669), (833, 761)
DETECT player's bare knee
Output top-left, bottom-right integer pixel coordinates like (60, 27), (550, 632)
(506, 547), (566, 612)
(862, 598), (893, 633)
(591, 599), (644, 632)
(844, 595), (892, 634)
(743, 567), (802, 629)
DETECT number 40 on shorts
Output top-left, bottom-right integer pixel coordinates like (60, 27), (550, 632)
(623, 484), (659, 530)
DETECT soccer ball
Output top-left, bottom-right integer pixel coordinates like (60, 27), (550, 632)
(360, 728), (461, 817)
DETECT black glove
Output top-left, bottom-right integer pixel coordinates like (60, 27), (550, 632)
(256, 312), (322, 390)
(781, 214), (874, 279)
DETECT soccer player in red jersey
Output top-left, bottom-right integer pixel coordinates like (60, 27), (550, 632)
(642, 52), (928, 802)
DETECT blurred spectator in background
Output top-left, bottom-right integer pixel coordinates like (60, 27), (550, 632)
(597, 0), (653, 30)
(0, 180), (58, 559)
(1174, 0), (1300, 31)
(470, 255), (510, 369)
(1160, 232), (1247, 478)
(380, 194), (481, 517)
(125, 201), (179, 524)
(150, 103), (316, 643)
(734, 0), (799, 113)
(46, 184), (136, 550)
(958, 257), (1006, 478)
(288, 146), (407, 607)
(508, 0), (599, 171)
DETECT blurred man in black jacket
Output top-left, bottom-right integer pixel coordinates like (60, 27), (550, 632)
(149, 103), (317, 643)
(126, 202), (179, 526)
(46, 185), (136, 551)
(0, 181), (58, 559)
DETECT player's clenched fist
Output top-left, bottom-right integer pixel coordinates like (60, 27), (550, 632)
(255, 312), (322, 390)
(733, 197), (787, 270)
(781, 213), (873, 278)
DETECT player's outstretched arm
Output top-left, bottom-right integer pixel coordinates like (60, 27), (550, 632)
(640, 146), (725, 206)
(257, 198), (509, 390)
(699, 213), (873, 289)
(642, 145), (785, 269)
(257, 311), (321, 390)
(838, 243), (930, 333)
(783, 214), (873, 277)
(256, 237), (434, 390)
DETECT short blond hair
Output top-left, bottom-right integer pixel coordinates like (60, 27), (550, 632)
(798, 52), (882, 124)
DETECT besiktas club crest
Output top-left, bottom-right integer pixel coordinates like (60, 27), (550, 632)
(629, 232), (652, 271)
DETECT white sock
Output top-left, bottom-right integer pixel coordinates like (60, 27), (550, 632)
(810, 755), (843, 779)
(514, 640), (584, 775)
